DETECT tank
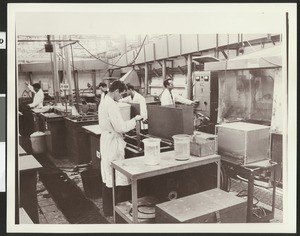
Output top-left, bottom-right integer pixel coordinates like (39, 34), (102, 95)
(142, 138), (161, 165)
(172, 134), (191, 161)
(216, 122), (270, 164)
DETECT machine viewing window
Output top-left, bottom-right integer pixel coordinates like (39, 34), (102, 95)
(217, 69), (278, 126)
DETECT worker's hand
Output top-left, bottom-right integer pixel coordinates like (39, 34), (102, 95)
(25, 81), (29, 86)
(134, 115), (143, 121)
(192, 100), (199, 105)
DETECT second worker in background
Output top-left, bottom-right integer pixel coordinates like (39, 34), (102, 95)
(160, 78), (198, 106)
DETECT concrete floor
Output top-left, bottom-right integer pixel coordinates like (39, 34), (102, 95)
(35, 156), (283, 224)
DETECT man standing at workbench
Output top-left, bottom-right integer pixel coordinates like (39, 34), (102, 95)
(19, 82), (45, 136)
(160, 78), (198, 106)
(119, 83), (148, 129)
(25, 81), (45, 109)
(98, 80), (142, 216)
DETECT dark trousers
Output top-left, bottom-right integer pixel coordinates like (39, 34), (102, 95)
(102, 183), (131, 217)
(19, 106), (34, 137)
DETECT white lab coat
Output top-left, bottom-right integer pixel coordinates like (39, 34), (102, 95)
(97, 91), (107, 122)
(119, 92), (148, 130)
(100, 91), (106, 102)
(27, 84), (44, 108)
(98, 95), (136, 188)
(119, 92), (148, 120)
(160, 88), (193, 106)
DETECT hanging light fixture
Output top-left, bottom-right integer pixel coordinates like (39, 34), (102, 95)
(44, 35), (53, 52)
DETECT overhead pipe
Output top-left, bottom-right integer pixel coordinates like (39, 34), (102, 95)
(144, 63), (149, 96)
(186, 54), (192, 100)
(162, 60), (166, 81)
(51, 35), (60, 104)
(70, 44), (80, 109)
(92, 70), (97, 94)
(216, 34), (219, 58)
(74, 70), (80, 108)
(63, 35), (74, 106)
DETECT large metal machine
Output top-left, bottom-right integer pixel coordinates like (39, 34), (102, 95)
(204, 44), (283, 187)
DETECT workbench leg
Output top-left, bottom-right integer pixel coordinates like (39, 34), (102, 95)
(112, 167), (116, 223)
(20, 171), (39, 223)
(271, 169), (277, 217)
(247, 172), (254, 222)
(217, 161), (221, 188)
(131, 180), (138, 223)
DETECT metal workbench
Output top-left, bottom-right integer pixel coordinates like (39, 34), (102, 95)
(222, 159), (278, 222)
(111, 151), (221, 224)
(19, 154), (43, 223)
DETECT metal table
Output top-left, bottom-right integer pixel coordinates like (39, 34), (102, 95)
(222, 159), (278, 222)
(111, 151), (221, 224)
(19, 155), (43, 223)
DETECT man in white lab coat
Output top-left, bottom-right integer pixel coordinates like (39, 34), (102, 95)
(98, 80), (142, 216)
(25, 82), (44, 108)
(160, 78), (198, 106)
(119, 83), (148, 130)
(98, 82), (108, 102)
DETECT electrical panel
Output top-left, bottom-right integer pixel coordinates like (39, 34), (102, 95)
(193, 71), (218, 124)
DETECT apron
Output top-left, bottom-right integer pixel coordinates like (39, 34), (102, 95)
(100, 131), (131, 188)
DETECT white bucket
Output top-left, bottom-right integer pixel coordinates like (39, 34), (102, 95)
(30, 131), (47, 154)
(142, 138), (161, 165)
(172, 134), (191, 161)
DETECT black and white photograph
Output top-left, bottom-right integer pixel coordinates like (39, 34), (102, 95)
(5, 3), (297, 234)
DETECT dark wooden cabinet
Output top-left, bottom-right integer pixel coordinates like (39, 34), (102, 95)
(64, 118), (98, 164)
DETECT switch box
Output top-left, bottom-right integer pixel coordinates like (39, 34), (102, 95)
(193, 71), (218, 124)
